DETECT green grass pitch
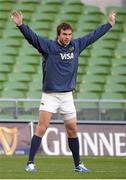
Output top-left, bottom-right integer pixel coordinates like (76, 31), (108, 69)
(0, 155), (126, 179)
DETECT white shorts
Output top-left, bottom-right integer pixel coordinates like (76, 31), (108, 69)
(39, 92), (76, 120)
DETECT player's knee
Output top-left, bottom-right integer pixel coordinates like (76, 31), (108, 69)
(35, 122), (49, 136)
(67, 125), (78, 138)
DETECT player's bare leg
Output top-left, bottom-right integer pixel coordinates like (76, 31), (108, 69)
(25, 111), (53, 172)
(35, 110), (53, 137)
(65, 118), (77, 138)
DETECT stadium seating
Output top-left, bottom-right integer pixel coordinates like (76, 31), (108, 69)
(8, 72), (32, 82)
(0, 0), (126, 121)
(1, 90), (26, 98)
(64, 0), (83, 6)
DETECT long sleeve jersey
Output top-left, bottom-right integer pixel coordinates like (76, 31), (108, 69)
(18, 23), (112, 93)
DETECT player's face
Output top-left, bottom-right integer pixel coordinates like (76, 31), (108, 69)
(58, 29), (72, 46)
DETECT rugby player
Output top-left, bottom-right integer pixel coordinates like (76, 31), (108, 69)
(11, 10), (116, 172)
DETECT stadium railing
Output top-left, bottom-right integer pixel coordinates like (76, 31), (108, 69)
(0, 98), (126, 122)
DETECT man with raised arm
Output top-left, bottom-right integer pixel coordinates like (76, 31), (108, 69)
(11, 10), (116, 173)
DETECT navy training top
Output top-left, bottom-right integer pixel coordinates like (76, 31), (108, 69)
(18, 23), (112, 93)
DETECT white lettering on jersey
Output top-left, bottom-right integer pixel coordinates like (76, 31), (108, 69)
(60, 53), (74, 60)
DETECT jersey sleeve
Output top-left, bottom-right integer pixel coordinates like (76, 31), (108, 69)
(18, 24), (50, 55)
(76, 23), (112, 54)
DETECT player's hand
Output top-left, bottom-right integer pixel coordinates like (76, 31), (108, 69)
(108, 11), (116, 26)
(11, 10), (23, 26)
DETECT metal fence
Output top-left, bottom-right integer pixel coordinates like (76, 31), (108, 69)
(0, 98), (126, 122)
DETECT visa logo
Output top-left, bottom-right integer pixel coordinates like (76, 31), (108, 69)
(60, 53), (74, 60)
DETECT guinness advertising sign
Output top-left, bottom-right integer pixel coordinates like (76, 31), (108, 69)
(0, 122), (126, 156)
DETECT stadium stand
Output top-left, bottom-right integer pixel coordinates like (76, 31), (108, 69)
(0, 0), (126, 121)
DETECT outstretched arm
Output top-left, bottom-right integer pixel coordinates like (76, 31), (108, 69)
(77, 11), (117, 53)
(11, 11), (50, 54)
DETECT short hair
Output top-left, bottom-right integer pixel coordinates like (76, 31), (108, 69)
(56, 22), (73, 37)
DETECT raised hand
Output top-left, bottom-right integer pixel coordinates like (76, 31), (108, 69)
(11, 10), (23, 26)
(108, 11), (116, 26)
